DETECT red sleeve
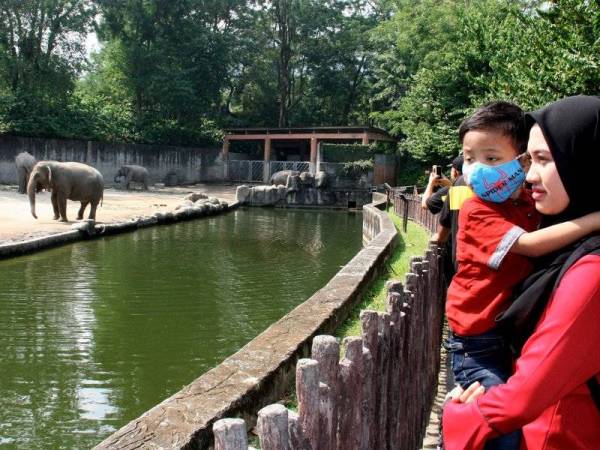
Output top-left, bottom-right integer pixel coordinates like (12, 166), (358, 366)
(443, 255), (600, 450)
(457, 199), (526, 270)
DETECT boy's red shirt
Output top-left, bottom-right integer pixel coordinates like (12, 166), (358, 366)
(446, 189), (540, 335)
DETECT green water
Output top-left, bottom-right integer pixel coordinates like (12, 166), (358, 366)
(0, 207), (363, 449)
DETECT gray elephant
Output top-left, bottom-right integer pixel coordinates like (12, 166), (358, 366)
(114, 164), (149, 190)
(270, 170), (299, 186)
(27, 161), (104, 222)
(15, 151), (37, 194)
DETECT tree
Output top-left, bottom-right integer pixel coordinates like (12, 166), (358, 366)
(0, 0), (96, 136)
(229, 0), (379, 127)
(88, 0), (244, 144)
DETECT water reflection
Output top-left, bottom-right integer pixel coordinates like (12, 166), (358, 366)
(0, 207), (362, 448)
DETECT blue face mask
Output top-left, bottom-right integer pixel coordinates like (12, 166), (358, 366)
(463, 158), (526, 203)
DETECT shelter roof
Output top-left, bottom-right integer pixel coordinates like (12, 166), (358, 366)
(224, 126), (395, 141)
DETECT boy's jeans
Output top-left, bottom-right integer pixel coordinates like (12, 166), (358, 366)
(446, 329), (521, 450)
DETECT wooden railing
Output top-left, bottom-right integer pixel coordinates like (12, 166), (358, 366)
(212, 242), (445, 450)
(391, 189), (438, 234)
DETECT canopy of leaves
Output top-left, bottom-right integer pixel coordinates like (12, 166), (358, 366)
(0, 0), (598, 160)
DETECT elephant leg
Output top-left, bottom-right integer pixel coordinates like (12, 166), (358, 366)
(58, 193), (68, 222)
(18, 170), (26, 194)
(51, 191), (60, 220)
(77, 202), (89, 220)
(89, 201), (98, 220)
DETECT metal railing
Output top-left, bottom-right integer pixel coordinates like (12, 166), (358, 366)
(229, 160), (311, 183)
(229, 160), (265, 183)
(269, 161), (310, 177)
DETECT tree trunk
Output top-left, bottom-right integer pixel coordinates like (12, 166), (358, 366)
(275, 0), (293, 127)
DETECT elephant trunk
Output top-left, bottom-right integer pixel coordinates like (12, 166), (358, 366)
(27, 176), (37, 219)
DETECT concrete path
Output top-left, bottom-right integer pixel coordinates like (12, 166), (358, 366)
(0, 184), (238, 244)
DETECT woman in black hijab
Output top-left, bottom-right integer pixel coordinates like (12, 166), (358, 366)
(442, 96), (600, 450)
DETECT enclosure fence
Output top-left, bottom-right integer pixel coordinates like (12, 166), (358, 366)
(391, 189), (438, 234)
(228, 160), (311, 183)
(269, 161), (311, 176)
(229, 160), (265, 183)
(212, 240), (445, 450)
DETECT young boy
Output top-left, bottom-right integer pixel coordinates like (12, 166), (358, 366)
(445, 101), (600, 449)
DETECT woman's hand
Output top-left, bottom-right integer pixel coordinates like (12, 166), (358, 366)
(446, 382), (485, 404)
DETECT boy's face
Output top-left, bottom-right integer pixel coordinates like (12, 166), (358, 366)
(462, 129), (520, 167)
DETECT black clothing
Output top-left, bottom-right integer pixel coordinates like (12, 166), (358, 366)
(448, 154), (464, 173)
(497, 234), (600, 354)
(425, 186), (449, 214)
(525, 95), (600, 226)
(439, 175), (469, 269)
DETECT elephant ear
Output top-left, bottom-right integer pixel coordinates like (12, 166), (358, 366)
(45, 165), (52, 184)
(36, 165), (52, 187)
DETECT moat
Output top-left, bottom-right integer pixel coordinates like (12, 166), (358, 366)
(0, 207), (363, 448)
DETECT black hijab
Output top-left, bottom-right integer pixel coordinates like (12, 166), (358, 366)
(497, 95), (600, 354)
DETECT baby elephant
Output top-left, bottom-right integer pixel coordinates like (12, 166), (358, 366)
(15, 151), (37, 194)
(115, 165), (149, 190)
(27, 161), (104, 222)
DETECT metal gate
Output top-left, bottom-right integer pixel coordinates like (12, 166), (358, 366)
(229, 160), (311, 183)
(229, 160), (265, 182)
(269, 161), (310, 177)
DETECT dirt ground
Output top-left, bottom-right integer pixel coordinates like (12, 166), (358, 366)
(0, 184), (238, 244)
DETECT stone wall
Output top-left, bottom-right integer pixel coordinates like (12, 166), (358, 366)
(0, 135), (223, 186)
(95, 195), (398, 450)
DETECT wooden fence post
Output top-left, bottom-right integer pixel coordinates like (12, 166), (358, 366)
(337, 337), (364, 450)
(360, 310), (379, 450)
(378, 312), (391, 449)
(297, 359), (320, 450)
(312, 336), (339, 450)
(213, 418), (248, 450)
(258, 404), (291, 450)
(288, 410), (310, 450)
(361, 347), (373, 450)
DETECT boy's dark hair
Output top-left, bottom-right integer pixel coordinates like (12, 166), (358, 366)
(458, 101), (528, 153)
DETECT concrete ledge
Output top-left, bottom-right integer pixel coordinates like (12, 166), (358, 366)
(0, 201), (239, 260)
(95, 196), (397, 449)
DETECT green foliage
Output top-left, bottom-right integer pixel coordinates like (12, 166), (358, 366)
(321, 143), (372, 162)
(0, 0), (97, 138)
(369, 0), (600, 168)
(1, 0), (598, 155)
(322, 142), (396, 163)
(341, 159), (374, 179)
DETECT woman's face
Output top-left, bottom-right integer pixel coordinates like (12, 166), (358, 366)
(526, 124), (570, 215)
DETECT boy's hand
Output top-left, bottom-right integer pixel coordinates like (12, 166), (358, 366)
(445, 382), (485, 404)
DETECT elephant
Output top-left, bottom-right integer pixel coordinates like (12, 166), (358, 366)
(114, 164), (149, 190)
(315, 170), (328, 189)
(27, 161), (104, 222)
(15, 151), (37, 194)
(270, 170), (299, 186)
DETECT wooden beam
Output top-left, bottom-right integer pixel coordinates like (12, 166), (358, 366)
(225, 133), (373, 141)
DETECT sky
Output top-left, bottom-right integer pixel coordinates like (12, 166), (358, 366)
(85, 31), (101, 58)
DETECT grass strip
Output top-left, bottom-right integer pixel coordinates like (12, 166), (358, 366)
(335, 210), (430, 340)
(276, 211), (430, 417)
